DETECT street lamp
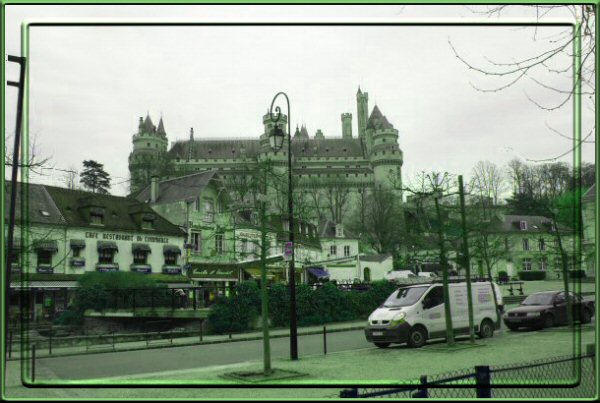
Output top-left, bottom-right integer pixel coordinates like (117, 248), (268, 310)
(268, 91), (298, 361)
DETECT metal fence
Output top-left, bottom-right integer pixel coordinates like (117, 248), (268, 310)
(340, 353), (596, 398)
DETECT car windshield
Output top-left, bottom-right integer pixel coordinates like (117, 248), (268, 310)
(521, 293), (555, 306)
(383, 286), (429, 308)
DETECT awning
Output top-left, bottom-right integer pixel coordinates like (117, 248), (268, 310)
(33, 240), (58, 252)
(132, 243), (151, 253)
(163, 245), (182, 255)
(308, 267), (330, 279)
(11, 281), (79, 289)
(97, 241), (118, 251)
(70, 239), (86, 249)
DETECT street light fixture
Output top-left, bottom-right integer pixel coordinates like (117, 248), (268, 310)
(267, 91), (299, 361)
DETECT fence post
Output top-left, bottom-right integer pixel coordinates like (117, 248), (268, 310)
(8, 331), (13, 359)
(475, 365), (491, 398)
(412, 375), (428, 398)
(199, 322), (203, 342)
(339, 388), (358, 398)
(323, 326), (327, 355)
(49, 330), (52, 355)
(31, 344), (36, 383)
(171, 289), (175, 311)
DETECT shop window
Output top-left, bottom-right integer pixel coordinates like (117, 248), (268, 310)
(133, 251), (148, 265)
(99, 249), (115, 264)
(37, 250), (52, 266)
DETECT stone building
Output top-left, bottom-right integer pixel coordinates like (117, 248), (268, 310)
(128, 88), (404, 226)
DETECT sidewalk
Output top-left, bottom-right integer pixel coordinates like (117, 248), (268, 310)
(8, 320), (366, 360)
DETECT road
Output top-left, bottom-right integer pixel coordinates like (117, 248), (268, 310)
(38, 329), (372, 380)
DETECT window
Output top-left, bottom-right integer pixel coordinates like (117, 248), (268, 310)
(90, 213), (103, 225)
(142, 219), (153, 230)
(203, 199), (214, 222)
(336, 225), (344, 238)
(195, 198), (201, 212)
(191, 232), (201, 253)
(344, 245), (350, 257)
(522, 238), (529, 251)
(519, 220), (528, 230)
(133, 250), (148, 264)
(37, 250), (52, 266)
(330, 245), (337, 256)
(522, 258), (532, 271)
(165, 253), (177, 265)
(505, 237), (510, 251)
(423, 287), (444, 309)
(538, 238), (545, 251)
(72, 248), (81, 258)
(240, 239), (248, 253)
(540, 258), (548, 271)
(98, 249), (115, 264)
(215, 234), (224, 254)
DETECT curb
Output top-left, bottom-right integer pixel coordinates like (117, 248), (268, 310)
(9, 325), (366, 360)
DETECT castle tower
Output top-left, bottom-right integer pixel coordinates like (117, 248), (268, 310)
(128, 113), (169, 194)
(365, 105), (403, 194)
(341, 113), (352, 139)
(356, 87), (369, 140)
(259, 111), (288, 155)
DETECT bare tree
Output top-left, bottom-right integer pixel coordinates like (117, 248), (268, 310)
(452, 5), (595, 161)
(470, 161), (507, 207)
(61, 165), (79, 190)
(4, 131), (52, 176)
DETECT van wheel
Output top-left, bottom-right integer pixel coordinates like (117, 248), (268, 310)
(407, 326), (427, 348)
(374, 342), (390, 349)
(478, 319), (494, 338)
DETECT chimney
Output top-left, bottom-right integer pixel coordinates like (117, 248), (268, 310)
(150, 176), (159, 203)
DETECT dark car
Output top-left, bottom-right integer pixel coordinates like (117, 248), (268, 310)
(503, 291), (595, 331)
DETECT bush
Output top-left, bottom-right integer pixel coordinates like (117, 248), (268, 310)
(53, 310), (84, 326)
(568, 269), (587, 279)
(207, 281), (260, 334)
(268, 283), (290, 327)
(518, 271), (547, 281)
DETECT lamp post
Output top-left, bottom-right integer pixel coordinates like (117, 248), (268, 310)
(268, 92), (298, 361)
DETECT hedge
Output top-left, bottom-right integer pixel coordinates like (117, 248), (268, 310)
(208, 279), (397, 334)
(568, 270), (587, 279)
(518, 271), (547, 281)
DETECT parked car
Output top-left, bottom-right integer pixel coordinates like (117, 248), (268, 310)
(503, 291), (594, 331)
(365, 281), (499, 348)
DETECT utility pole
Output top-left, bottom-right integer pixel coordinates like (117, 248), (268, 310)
(5, 55), (27, 373)
(458, 175), (475, 343)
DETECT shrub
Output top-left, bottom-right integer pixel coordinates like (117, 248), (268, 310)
(53, 310), (84, 326)
(518, 271), (547, 281)
(207, 281), (260, 334)
(268, 283), (290, 327)
(568, 269), (587, 279)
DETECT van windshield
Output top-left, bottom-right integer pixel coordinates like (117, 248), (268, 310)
(383, 286), (429, 308)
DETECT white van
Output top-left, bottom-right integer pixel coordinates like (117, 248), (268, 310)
(365, 281), (500, 348)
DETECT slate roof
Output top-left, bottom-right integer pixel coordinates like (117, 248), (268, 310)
(156, 117), (166, 135)
(366, 105), (395, 131)
(42, 185), (184, 236)
(495, 214), (571, 233)
(290, 138), (364, 158)
(135, 171), (223, 204)
(143, 114), (155, 133)
(4, 182), (66, 225)
(318, 219), (357, 239)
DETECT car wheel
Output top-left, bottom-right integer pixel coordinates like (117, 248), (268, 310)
(374, 342), (391, 349)
(478, 319), (494, 338)
(505, 323), (519, 331)
(543, 314), (554, 329)
(580, 309), (592, 324)
(407, 326), (427, 348)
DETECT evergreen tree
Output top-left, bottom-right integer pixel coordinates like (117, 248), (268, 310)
(80, 160), (111, 194)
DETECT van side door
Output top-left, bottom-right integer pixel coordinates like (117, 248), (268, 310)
(421, 286), (446, 338)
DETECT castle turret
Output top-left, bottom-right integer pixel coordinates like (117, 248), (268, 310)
(356, 87), (369, 140)
(259, 111), (288, 155)
(365, 105), (403, 193)
(341, 113), (352, 139)
(128, 113), (169, 194)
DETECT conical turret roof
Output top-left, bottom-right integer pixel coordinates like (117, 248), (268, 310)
(366, 105), (394, 130)
(300, 124), (309, 138)
(143, 114), (155, 133)
(156, 117), (166, 135)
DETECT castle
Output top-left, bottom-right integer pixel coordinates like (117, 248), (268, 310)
(129, 88), (404, 225)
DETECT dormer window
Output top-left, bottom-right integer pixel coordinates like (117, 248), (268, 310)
(40, 210), (50, 217)
(91, 213), (104, 225)
(142, 219), (154, 230)
(336, 224), (344, 238)
(519, 221), (528, 231)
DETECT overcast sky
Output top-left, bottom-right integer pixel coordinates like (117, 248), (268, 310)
(5, 5), (595, 196)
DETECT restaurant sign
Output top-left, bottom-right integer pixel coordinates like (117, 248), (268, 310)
(190, 265), (238, 280)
